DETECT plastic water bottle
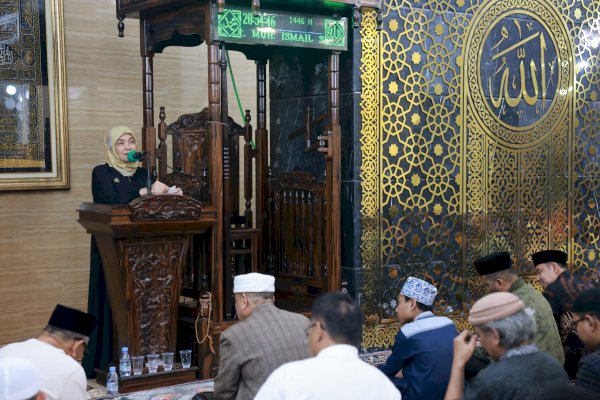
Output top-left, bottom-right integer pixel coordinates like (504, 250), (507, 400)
(119, 346), (132, 377)
(106, 366), (119, 395)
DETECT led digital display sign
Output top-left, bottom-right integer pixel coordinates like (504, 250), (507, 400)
(211, 4), (348, 51)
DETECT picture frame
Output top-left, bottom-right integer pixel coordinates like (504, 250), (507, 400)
(0, 0), (69, 191)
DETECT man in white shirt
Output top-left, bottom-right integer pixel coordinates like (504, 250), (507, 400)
(255, 292), (401, 400)
(0, 304), (97, 400)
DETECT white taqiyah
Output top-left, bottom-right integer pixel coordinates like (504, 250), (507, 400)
(0, 357), (41, 400)
(233, 273), (275, 293)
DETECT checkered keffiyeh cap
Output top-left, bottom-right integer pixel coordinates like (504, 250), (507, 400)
(400, 277), (438, 306)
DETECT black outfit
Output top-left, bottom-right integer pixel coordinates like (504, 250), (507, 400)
(464, 351), (569, 400)
(91, 163), (148, 204)
(543, 271), (594, 378)
(83, 164), (148, 377)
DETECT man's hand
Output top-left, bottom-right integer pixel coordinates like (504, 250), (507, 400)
(453, 330), (478, 368)
(444, 330), (478, 400)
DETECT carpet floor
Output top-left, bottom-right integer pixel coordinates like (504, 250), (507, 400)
(89, 380), (214, 400)
(88, 350), (390, 399)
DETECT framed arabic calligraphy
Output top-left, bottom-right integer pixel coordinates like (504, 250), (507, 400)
(0, 0), (69, 190)
(467, 2), (572, 149)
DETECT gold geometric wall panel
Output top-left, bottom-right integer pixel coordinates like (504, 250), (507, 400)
(462, 0), (574, 303)
(360, 0), (599, 350)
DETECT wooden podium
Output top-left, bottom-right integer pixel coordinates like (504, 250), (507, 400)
(78, 195), (216, 392)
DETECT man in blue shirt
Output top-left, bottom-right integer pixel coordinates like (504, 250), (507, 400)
(379, 277), (458, 400)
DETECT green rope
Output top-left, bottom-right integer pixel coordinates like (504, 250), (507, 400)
(226, 49), (246, 123)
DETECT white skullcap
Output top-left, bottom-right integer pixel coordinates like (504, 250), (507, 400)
(0, 357), (41, 400)
(400, 276), (438, 306)
(233, 273), (275, 293)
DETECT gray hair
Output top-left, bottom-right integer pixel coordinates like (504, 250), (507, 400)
(44, 325), (90, 345)
(478, 308), (536, 349)
(245, 292), (274, 303)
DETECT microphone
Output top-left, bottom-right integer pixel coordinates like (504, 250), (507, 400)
(127, 151), (148, 162)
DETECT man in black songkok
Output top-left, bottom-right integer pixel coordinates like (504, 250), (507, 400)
(533, 249), (594, 378)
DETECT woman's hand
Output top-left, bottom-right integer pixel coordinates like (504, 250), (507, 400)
(151, 180), (170, 195)
(169, 187), (184, 196)
(139, 181), (184, 196)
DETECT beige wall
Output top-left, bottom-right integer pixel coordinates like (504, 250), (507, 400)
(0, 0), (258, 345)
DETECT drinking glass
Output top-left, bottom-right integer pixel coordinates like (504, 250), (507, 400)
(179, 349), (192, 368)
(162, 352), (174, 371)
(147, 354), (159, 373)
(131, 356), (144, 375)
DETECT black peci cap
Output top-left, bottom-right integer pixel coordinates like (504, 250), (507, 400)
(572, 288), (600, 314)
(47, 304), (97, 337)
(474, 251), (512, 276)
(531, 250), (567, 266)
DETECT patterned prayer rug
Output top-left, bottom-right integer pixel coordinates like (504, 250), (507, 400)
(89, 380), (214, 400)
(359, 349), (391, 367)
(89, 351), (389, 399)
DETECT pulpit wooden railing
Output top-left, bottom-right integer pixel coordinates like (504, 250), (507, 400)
(264, 169), (327, 312)
(159, 108), (259, 318)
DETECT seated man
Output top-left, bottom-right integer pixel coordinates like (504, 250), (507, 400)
(532, 249), (594, 378)
(0, 357), (45, 400)
(473, 252), (564, 364)
(572, 288), (600, 393)
(0, 304), (97, 400)
(255, 292), (400, 400)
(445, 292), (569, 400)
(532, 384), (599, 400)
(379, 277), (458, 400)
(213, 273), (310, 400)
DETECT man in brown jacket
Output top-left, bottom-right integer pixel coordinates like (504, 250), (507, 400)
(213, 273), (310, 400)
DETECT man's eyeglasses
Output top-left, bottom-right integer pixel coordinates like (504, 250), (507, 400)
(572, 317), (586, 327)
(305, 322), (317, 336)
(74, 337), (89, 362)
(305, 321), (327, 336)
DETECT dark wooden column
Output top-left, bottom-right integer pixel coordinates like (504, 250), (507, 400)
(327, 52), (341, 291)
(255, 58), (268, 266)
(140, 19), (156, 169)
(208, 42), (224, 322)
(220, 44), (234, 319)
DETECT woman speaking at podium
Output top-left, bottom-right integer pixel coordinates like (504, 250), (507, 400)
(83, 126), (182, 377)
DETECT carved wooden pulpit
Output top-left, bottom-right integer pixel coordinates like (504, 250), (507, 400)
(78, 195), (216, 390)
